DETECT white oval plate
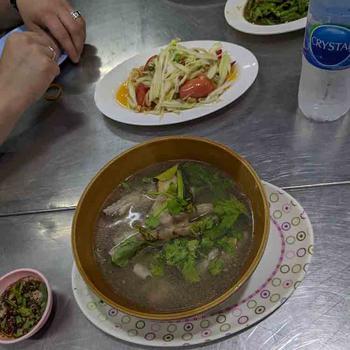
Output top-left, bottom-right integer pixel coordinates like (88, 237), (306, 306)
(72, 181), (313, 347)
(225, 0), (307, 35)
(94, 41), (258, 126)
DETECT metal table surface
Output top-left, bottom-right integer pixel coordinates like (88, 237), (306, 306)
(1, 0), (350, 215)
(0, 0), (349, 349)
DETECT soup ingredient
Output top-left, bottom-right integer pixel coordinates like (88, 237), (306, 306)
(110, 235), (147, 267)
(103, 190), (153, 217)
(244, 0), (309, 25)
(133, 263), (152, 279)
(154, 163), (178, 181)
(117, 40), (237, 114)
(0, 278), (48, 339)
(208, 258), (225, 276)
(181, 161), (233, 200)
(107, 162), (249, 283)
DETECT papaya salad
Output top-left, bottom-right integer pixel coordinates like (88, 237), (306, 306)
(116, 40), (237, 114)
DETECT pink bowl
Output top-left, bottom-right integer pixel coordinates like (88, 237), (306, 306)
(0, 269), (53, 345)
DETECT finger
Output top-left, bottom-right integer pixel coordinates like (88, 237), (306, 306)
(58, 9), (85, 59)
(45, 15), (79, 63)
(43, 59), (61, 79)
(42, 56), (61, 78)
(64, 2), (86, 38)
(32, 46), (61, 79)
(25, 26), (61, 58)
(43, 46), (59, 62)
(32, 44), (60, 73)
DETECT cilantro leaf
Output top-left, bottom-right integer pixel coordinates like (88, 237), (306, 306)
(182, 258), (200, 283)
(181, 162), (233, 200)
(234, 230), (244, 240)
(191, 216), (217, 236)
(145, 201), (168, 230)
(199, 236), (215, 253)
(217, 237), (237, 256)
(214, 198), (248, 217)
(145, 215), (160, 230)
(204, 198), (248, 240)
(150, 254), (165, 277)
(163, 238), (201, 283)
(208, 258), (225, 276)
(167, 197), (188, 215)
(111, 236), (146, 267)
(187, 239), (199, 253)
(164, 239), (188, 266)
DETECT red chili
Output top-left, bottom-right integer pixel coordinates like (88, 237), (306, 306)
(144, 55), (158, 71)
(216, 49), (223, 60)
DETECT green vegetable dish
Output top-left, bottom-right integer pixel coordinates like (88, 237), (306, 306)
(95, 161), (253, 312)
(244, 0), (309, 25)
(0, 278), (48, 339)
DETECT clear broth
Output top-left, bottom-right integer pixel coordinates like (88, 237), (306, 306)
(94, 161), (253, 313)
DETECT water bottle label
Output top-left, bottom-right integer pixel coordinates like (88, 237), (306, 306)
(304, 24), (350, 70)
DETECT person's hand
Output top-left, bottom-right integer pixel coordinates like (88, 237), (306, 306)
(16, 0), (86, 63)
(0, 31), (60, 144)
(0, 31), (60, 115)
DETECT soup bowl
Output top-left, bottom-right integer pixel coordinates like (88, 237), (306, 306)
(72, 136), (269, 320)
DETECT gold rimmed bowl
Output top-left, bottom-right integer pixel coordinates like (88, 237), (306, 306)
(72, 136), (269, 320)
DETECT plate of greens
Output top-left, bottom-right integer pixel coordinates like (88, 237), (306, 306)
(225, 0), (308, 35)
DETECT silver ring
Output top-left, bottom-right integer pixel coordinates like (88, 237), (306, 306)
(70, 10), (82, 20)
(48, 46), (56, 61)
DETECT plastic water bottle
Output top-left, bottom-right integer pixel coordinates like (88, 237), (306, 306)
(298, 0), (350, 122)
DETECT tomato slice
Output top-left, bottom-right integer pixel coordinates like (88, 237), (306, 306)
(136, 83), (149, 106)
(179, 75), (215, 100)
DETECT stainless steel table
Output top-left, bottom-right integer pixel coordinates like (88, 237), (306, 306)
(0, 0), (349, 349)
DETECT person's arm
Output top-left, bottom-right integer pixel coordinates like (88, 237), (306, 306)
(17, 0), (86, 63)
(0, 31), (59, 145)
(0, 86), (23, 144)
(0, 0), (21, 30)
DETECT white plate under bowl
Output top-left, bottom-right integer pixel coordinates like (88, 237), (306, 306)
(225, 0), (307, 35)
(94, 40), (258, 126)
(72, 181), (313, 347)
